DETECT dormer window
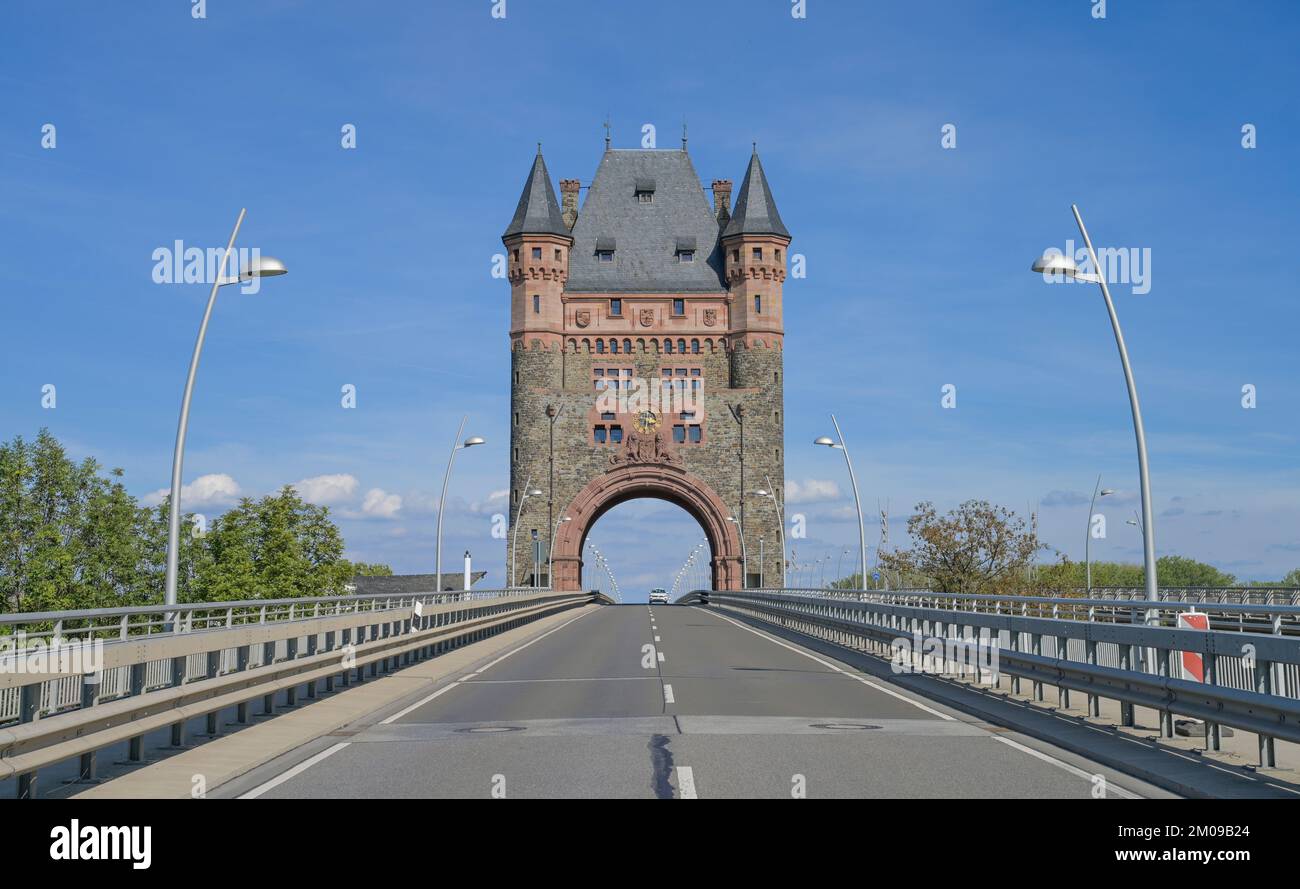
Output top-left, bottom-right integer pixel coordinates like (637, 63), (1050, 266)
(635, 178), (656, 203)
(596, 237), (616, 263)
(675, 236), (696, 263)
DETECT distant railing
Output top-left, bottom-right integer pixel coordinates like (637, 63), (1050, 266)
(679, 588), (1300, 770)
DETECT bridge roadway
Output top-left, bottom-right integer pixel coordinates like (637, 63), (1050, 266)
(224, 603), (1166, 799)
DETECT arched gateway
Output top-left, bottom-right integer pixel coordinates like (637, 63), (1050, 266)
(503, 141), (791, 592)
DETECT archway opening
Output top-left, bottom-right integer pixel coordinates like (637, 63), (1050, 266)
(580, 498), (714, 603)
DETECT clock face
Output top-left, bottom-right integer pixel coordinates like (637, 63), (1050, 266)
(636, 410), (659, 433)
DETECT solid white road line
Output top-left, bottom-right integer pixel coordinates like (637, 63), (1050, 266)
(676, 765), (697, 799)
(992, 736), (1142, 799)
(663, 684), (675, 704)
(242, 607), (597, 795)
(239, 742), (350, 799)
(472, 608), (596, 674)
(702, 608), (953, 720)
(380, 681), (462, 725)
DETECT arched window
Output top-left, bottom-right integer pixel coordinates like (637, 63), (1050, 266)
(568, 338), (577, 352)
(623, 338), (632, 354)
(595, 339), (605, 354)
(678, 338), (687, 354)
(582, 338), (591, 352)
(690, 338), (700, 354)
(664, 339), (674, 354)
(610, 339), (620, 354)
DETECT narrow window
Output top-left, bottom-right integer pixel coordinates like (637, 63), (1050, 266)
(610, 425), (624, 443)
(595, 339), (605, 354)
(665, 339), (674, 354)
(754, 295), (761, 314)
(673, 298), (684, 315)
(532, 247), (542, 260)
(731, 249), (739, 262)
(752, 247), (762, 261)
(691, 338), (700, 354)
(673, 425), (686, 443)
(512, 250), (519, 262)
(610, 298), (622, 316)
(623, 338), (631, 353)
(554, 249), (562, 261)
(775, 249), (782, 262)
(594, 427), (607, 444)
(677, 338), (686, 354)
(688, 425), (702, 443)
(610, 339), (620, 354)
(533, 294), (540, 313)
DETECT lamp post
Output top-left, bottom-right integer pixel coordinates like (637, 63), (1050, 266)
(1032, 204), (1157, 612)
(1085, 475), (1114, 592)
(435, 417), (484, 591)
(815, 414), (866, 591)
(165, 208), (287, 610)
(547, 516), (571, 589)
(751, 476), (787, 588)
(510, 479), (544, 586)
(727, 516), (747, 589)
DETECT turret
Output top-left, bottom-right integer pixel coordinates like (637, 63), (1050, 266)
(502, 147), (573, 351)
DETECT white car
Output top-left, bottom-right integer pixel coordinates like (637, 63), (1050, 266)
(648, 589), (669, 605)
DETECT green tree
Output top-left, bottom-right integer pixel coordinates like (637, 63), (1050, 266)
(1282, 568), (1300, 587)
(881, 500), (1045, 595)
(192, 486), (352, 603)
(1155, 555), (1236, 587)
(349, 562), (393, 576)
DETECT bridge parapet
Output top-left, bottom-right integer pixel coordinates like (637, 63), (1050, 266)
(679, 587), (1300, 770)
(0, 588), (605, 798)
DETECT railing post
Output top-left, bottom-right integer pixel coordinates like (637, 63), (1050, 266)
(1256, 658), (1277, 768)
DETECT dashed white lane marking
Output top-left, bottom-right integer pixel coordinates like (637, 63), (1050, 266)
(663, 684), (675, 704)
(657, 651), (665, 663)
(701, 607), (953, 721)
(654, 635), (661, 642)
(993, 736), (1143, 799)
(676, 765), (697, 799)
(240, 742), (350, 799)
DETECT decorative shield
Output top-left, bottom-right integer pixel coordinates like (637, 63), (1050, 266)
(702, 308), (718, 327)
(639, 308), (655, 327)
(575, 310), (591, 328)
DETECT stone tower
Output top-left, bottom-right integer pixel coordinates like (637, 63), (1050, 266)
(503, 142), (790, 591)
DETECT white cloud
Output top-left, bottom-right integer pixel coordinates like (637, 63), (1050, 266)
(470, 489), (509, 514)
(292, 473), (359, 505)
(145, 473), (240, 507)
(785, 479), (841, 504)
(361, 488), (403, 518)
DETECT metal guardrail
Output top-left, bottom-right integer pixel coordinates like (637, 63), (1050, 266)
(0, 588), (608, 798)
(680, 588), (1300, 769)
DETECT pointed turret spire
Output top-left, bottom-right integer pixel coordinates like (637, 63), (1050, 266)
(722, 147), (789, 239)
(503, 148), (570, 239)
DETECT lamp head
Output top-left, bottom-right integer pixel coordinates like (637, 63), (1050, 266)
(463, 436), (485, 448)
(814, 436), (836, 447)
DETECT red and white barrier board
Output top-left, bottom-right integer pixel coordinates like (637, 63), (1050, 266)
(1177, 610), (1209, 682)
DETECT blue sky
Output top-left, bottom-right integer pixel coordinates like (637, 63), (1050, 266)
(2, 1), (1298, 597)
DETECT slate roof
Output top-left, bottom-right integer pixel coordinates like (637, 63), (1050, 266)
(722, 149), (790, 240)
(565, 149), (728, 293)
(502, 149), (569, 239)
(350, 572), (489, 595)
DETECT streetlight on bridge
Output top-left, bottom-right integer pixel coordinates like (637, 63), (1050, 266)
(727, 516), (747, 589)
(510, 480), (544, 586)
(750, 480), (787, 588)
(815, 413), (866, 592)
(1085, 475), (1115, 593)
(165, 208), (287, 610)
(435, 419), (485, 592)
(1031, 205), (1157, 613)
(547, 516), (571, 589)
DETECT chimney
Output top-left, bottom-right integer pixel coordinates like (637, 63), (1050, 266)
(560, 179), (581, 230)
(711, 179), (732, 226)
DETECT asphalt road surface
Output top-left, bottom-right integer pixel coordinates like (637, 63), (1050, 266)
(237, 604), (1163, 799)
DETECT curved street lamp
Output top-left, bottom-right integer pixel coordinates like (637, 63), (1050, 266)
(435, 419), (484, 592)
(1032, 204), (1157, 612)
(1085, 475), (1115, 592)
(727, 516), (747, 589)
(815, 413), (866, 591)
(165, 208), (287, 610)
(511, 480), (544, 586)
(750, 477), (787, 588)
(547, 516), (571, 589)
